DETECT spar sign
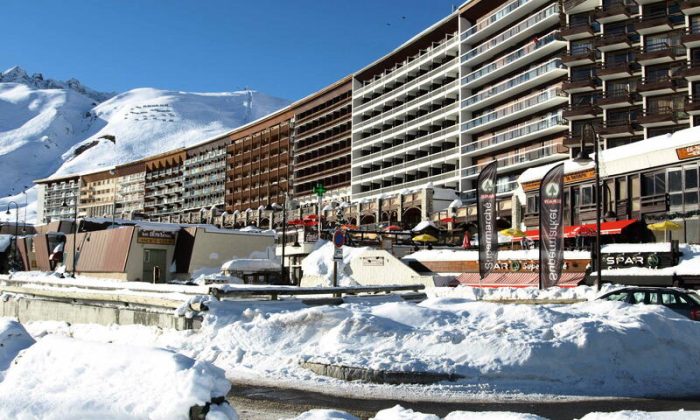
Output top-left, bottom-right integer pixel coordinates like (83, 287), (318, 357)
(539, 163), (565, 289)
(477, 161), (498, 281)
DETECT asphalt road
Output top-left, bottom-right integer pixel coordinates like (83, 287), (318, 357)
(228, 383), (700, 420)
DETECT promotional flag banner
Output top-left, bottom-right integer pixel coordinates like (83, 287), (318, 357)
(477, 161), (498, 281)
(539, 163), (565, 289)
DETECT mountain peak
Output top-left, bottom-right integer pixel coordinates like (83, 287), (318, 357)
(0, 66), (117, 103)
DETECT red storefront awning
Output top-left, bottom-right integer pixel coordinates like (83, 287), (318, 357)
(455, 272), (585, 288)
(513, 219), (638, 241)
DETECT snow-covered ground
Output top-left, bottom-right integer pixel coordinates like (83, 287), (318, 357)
(426, 284), (623, 301)
(0, 322), (236, 419)
(301, 240), (371, 286)
(14, 293), (700, 402)
(0, 66), (290, 223)
(284, 406), (700, 420)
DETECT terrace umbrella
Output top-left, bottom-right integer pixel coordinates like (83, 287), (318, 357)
(647, 221), (682, 242)
(440, 217), (456, 223)
(384, 225), (403, 231)
(340, 224), (358, 230)
(412, 234), (438, 242)
(303, 220), (319, 227)
(304, 214), (320, 220)
(500, 228), (526, 250)
(288, 219), (303, 225)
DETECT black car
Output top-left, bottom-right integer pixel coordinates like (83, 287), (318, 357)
(597, 287), (700, 321)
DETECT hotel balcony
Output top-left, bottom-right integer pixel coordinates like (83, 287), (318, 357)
(682, 24), (700, 48)
(683, 62), (700, 82)
(637, 107), (688, 127)
(597, 61), (638, 80)
(597, 90), (641, 109)
(595, 32), (634, 52)
(564, 0), (598, 14)
(461, 114), (568, 157)
(682, 0), (700, 15)
(460, 0), (552, 45)
(462, 144), (569, 179)
(685, 97), (700, 115)
(599, 120), (643, 137)
(562, 77), (601, 93)
(637, 76), (688, 96)
(637, 44), (685, 66)
(634, 12), (676, 35)
(461, 59), (566, 112)
(460, 4), (560, 68)
(460, 32), (565, 90)
(561, 22), (597, 41)
(595, 0), (634, 23)
(562, 103), (602, 120)
(461, 88), (568, 134)
(562, 48), (598, 67)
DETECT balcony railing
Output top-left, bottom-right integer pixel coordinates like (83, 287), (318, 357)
(357, 32), (457, 93)
(461, 31), (562, 87)
(461, 88), (566, 133)
(461, 4), (559, 66)
(461, 0), (538, 42)
(461, 114), (566, 155)
(354, 125), (458, 165)
(461, 59), (564, 109)
(461, 144), (567, 178)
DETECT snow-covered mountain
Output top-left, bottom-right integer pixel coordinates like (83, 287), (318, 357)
(0, 66), (291, 223)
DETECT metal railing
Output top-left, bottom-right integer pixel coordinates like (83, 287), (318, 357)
(461, 31), (562, 87)
(462, 114), (566, 154)
(354, 125), (458, 165)
(461, 4), (559, 65)
(461, 59), (563, 109)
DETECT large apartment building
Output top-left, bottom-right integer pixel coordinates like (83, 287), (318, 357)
(225, 109), (295, 214)
(561, 0), (700, 153)
(351, 16), (461, 201)
(35, 0), (700, 229)
(293, 76), (353, 205)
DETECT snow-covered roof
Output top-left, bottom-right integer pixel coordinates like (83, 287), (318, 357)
(412, 220), (438, 232)
(221, 259), (280, 272)
(520, 125), (700, 184)
(403, 249), (591, 262)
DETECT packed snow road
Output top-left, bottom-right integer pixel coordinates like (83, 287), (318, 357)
(227, 384), (700, 420)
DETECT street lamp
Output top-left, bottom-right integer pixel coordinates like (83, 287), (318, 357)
(6, 201), (19, 268)
(61, 197), (78, 278)
(266, 200), (288, 285)
(573, 122), (605, 290)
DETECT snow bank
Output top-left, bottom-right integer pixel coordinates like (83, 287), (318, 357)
(427, 285), (623, 301)
(405, 249), (590, 262)
(0, 234), (12, 252)
(285, 406), (700, 420)
(25, 296), (700, 401)
(221, 259), (280, 272)
(0, 319), (34, 378)
(0, 335), (236, 420)
(301, 240), (370, 286)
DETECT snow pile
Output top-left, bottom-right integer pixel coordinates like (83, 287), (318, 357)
(284, 407), (700, 420)
(0, 319), (35, 378)
(301, 240), (371, 286)
(427, 285), (623, 301)
(221, 259), (280, 272)
(0, 335), (236, 420)
(26, 296), (700, 400)
(0, 234), (12, 252)
(189, 266), (244, 286)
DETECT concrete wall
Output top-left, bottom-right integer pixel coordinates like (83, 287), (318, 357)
(0, 295), (199, 330)
(188, 229), (275, 274)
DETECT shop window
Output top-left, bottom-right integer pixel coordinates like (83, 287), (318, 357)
(642, 171), (665, 196)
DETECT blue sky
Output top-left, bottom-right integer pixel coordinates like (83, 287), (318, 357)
(1, 1), (459, 101)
